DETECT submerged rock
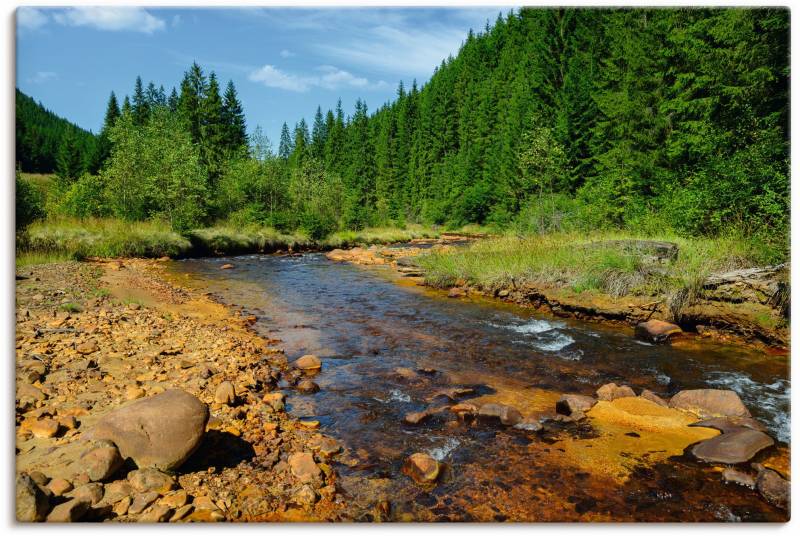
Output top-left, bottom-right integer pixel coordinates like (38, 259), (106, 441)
(447, 287), (467, 298)
(721, 468), (756, 488)
(478, 403), (523, 426)
(691, 428), (774, 464)
(293, 354), (321, 372)
(402, 453), (440, 484)
(87, 389), (209, 471)
(755, 467), (790, 510)
(634, 319), (682, 343)
(669, 389), (750, 418)
(296, 379), (320, 394)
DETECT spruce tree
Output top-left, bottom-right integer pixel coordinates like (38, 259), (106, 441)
(132, 76), (150, 126)
(278, 122), (293, 160)
(201, 72), (226, 185)
(311, 106), (327, 159)
(221, 80), (247, 153)
(55, 129), (84, 189)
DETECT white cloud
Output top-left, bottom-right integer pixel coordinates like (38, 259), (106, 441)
(280, 49), (295, 58)
(28, 71), (58, 84)
(53, 7), (166, 34)
(17, 7), (49, 31)
(249, 65), (310, 92)
(249, 64), (385, 93)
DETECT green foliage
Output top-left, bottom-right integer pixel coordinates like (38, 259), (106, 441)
(56, 173), (110, 219)
(15, 171), (45, 230)
(103, 107), (208, 231)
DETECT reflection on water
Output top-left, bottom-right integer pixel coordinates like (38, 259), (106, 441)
(171, 253), (789, 521)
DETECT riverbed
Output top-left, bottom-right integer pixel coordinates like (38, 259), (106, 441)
(170, 252), (790, 521)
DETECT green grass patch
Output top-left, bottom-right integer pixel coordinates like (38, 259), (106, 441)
(16, 249), (76, 268)
(418, 230), (780, 307)
(59, 302), (82, 313)
(322, 224), (439, 248)
(186, 224), (311, 255)
(24, 217), (192, 259)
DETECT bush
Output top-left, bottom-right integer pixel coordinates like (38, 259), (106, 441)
(15, 172), (45, 230)
(56, 173), (110, 218)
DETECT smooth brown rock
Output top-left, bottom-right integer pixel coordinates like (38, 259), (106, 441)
(214, 381), (236, 405)
(691, 428), (774, 464)
(403, 411), (431, 425)
(756, 468), (789, 510)
(113, 496), (131, 516)
(170, 504), (193, 521)
(294, 354), (321, 371)
(81, 442), (124, 482)
(556, 394), (596, 415)
(669, 389), (751, 418)
(639, 389), (669, 407)
(139, 504), (173, 522)
(596, 383), (636, 401)
(102, 481), (133, 505)
(634, 319), (682, 343)
(16, 474), (50, 522)
(128, 468), (176, 494)
(88, 389), (208, 471)
(288, 452), (322, 484)
(160, 490), (188, 509)
(402, 453), (440, 484)
(46, 498), (91, 522)
(220, 264), (234, 270)
(17, 383), (46, 402)
(478, 403), (523, 426)
(689, 416), (767, 434)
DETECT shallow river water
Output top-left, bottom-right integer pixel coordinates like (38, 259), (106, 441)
(171, 252), (789, 522)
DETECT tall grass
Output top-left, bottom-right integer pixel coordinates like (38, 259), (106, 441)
(322, 225), (439, 248)
(24, 217), (192, 259)
(418, 229), (779, 304)
(186, 225), (311, 255)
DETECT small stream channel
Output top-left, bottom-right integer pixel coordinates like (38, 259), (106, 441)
(170, 252), (789, 521)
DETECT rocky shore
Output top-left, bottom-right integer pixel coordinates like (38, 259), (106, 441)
(15, 259), (348, 522)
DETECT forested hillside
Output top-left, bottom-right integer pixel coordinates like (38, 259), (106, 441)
(279, 7), (788, 244)
(15, 89), (97, 174)
(16, 7), (789, 254)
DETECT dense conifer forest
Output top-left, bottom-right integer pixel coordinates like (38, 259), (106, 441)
(16, 8), (789, 252)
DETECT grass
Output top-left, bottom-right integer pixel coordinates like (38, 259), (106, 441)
(16, 249), (76, 268)
(24, 217), (192, 259)
(186, 224), (311, 255)
(322, 224), (440, 248)
(417, 229), (780, 318)
(59, 302), (82, 313)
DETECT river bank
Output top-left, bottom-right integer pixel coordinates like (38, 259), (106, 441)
(15, 258), (352, 522)
(326, 235), (789, 351)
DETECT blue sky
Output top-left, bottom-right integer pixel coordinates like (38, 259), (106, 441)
(16, 6), (509, 148)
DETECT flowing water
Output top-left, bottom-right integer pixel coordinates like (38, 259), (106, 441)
(171, 252), (789, 522)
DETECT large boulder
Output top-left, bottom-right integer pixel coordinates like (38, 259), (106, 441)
(87, 389), (208, 471)
(691, 428), (774, 464)
(634, 319), (682, 344)
(669, 389), (750, 418)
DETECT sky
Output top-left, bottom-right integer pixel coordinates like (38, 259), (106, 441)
(16, 6), (509, 148)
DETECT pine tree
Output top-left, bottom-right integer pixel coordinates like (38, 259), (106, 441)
(311, 106), (327, 159)
(278, 122), (293, 160)
(55, 129), (84, 189)
(168, 87), (179, 112)
(132, 76), (150, 126)
(121, 95), (132, 116)
(178, 62), (207, 144)
(201, 72), (226, 185)
(221, 80), (247, 154)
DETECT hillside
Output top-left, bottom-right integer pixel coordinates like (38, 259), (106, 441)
(15, 88), (97, 174)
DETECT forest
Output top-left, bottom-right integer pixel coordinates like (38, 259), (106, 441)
(16, 7), (789, 256)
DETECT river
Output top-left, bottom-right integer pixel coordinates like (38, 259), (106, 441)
(170, 252), (789, 521)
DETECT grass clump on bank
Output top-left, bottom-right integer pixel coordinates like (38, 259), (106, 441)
(22, 218), (192, 260)
(186, 225), (311, 255)
(322, 225), (439, 248)
(417, 230), (781, 303)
